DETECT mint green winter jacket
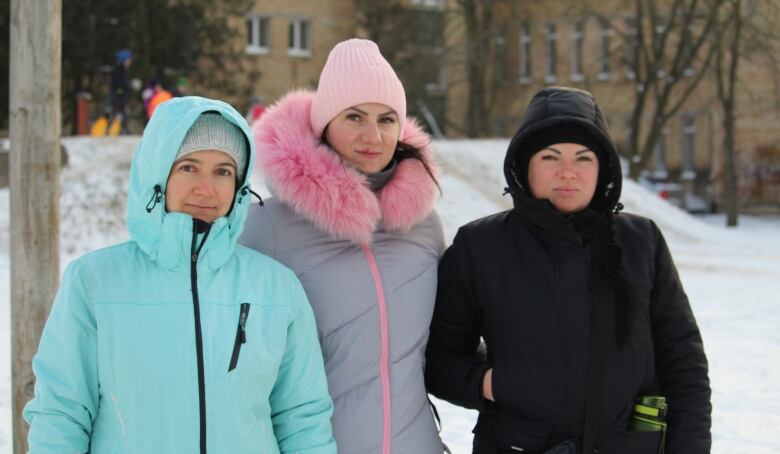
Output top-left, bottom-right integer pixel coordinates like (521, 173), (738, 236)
(23, 97), (336, 453)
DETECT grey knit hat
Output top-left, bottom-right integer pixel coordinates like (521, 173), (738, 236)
(176, 113), (247, 180)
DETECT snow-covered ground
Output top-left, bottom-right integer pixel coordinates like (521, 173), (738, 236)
(1, 137), (779, 452)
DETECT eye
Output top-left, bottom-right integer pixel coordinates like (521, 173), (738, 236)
(177, 164), (196, 173)
(577, 154), (596, 162)
(345, 113), (361, 122)
(215, 167), (234, 177)
(540, 154), (557, 161)
(379, 116), (397, 124)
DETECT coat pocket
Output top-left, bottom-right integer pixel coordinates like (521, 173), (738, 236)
(614, 429), (663, 454)
(228, 303), (251, 372)
(491, 412), (551, 452)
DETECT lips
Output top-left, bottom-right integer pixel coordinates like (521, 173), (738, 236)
(553, 187), (579, 197)
(185, 203), (217, 211)
(355, 150), (382, 159)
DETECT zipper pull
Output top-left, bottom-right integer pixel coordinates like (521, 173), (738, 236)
(238, 303), (249, 343)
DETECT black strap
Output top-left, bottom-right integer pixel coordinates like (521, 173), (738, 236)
(582, 228), (614, 454)
(427, 396), (452, 454)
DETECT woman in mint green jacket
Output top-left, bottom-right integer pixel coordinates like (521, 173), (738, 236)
(23, 96), (336, 453)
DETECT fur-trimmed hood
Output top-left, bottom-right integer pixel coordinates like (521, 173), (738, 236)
(252, 90), (439, 244)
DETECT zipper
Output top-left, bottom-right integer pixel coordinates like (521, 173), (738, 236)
(362, 244), (392, 454)
(190, 219), (211, 454)
(228, 303), (251, 372)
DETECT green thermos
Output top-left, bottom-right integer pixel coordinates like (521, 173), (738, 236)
(630, 395), (668, 454)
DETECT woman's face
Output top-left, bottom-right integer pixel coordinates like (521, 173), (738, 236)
(326, 103), (400, 174)
(527, 142), (599, 214)
(165, 149), (237, 223)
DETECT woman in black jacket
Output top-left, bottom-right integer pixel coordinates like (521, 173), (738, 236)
(425, 87), (711, 454)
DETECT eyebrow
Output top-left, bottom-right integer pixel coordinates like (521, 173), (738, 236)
(346, 107), (397, 117)
(175, 157), (237, 168)
(543, 146), (594, 155)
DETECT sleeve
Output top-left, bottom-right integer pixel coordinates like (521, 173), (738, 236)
(424, 227), (493, 411)
(270, 277), (336, 454)
(23, 260), (100, 453)
(648, 224), (712, 454)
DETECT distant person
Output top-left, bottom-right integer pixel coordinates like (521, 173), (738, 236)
(24, 96), (336, 453)
(147, 83), (173, 119)
(172, 76), (189, 97)
(141, 78), (159, 112)
(109, 49), (132, 132)
(240, 39), (446, 453)
(425, 86), (711, 453)
(246, 95), (266, 124)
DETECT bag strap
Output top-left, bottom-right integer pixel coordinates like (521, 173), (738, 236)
(582, 227), (614, 454)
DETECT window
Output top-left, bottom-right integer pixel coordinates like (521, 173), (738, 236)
(652, 128), (668, 178)
(571, 20), (584, 82)
(597, 19), (612, 80)
(624, 17), (638, 80)
(410, 0), (446, 8)
(288, 19), (311, 57)
(681, 115), (696, 179)
(246, 15), (270, 55)
(545, 23), (557, 83)
(519, 22), (532, 83)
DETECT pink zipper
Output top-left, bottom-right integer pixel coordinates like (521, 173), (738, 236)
(362, 244), (392, 454)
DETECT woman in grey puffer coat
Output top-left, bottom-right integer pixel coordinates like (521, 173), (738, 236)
(239, 39), (446, 454)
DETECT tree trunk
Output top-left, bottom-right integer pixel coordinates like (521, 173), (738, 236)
(723, 109), (739, 226)
(9, 1), (62, 452)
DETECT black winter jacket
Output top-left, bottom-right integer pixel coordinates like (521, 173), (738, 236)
(424, 87), (711, 454)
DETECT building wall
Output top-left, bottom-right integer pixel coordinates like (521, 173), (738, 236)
(250, 0), (356, 100)
(203, 0), (358, 113)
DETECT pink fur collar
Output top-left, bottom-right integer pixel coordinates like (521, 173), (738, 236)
(252, 90), (439, 244)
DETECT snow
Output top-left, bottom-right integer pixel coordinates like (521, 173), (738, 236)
(1, 137), (779, 453)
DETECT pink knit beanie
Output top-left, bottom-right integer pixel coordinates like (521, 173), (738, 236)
(311, 38), (406, 137)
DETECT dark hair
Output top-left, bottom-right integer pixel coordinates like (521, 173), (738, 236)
(605, 215), (648, 349)
(320, 127), (441, 194)
(394, 140), (441, 194)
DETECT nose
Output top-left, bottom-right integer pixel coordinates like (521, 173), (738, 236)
(360, 121), (382, 144)
(192, 175), (216, 196)
(558, 161), (578, 179)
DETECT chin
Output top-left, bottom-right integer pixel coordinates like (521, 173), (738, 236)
(553, 204), (586, 215)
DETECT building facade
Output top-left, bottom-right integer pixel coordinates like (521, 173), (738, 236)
(201, 0), (447, 135)
(442, 0), (780, 211)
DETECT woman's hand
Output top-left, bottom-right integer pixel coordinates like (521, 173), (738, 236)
(482, 368), (494, 401)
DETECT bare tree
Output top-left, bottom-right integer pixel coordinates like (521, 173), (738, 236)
(354, 1), (449, 135)
(461, 0), (495, 137)
(602, 0), (726, 179)
(714, 0), (743, 226)
(714, 0), (780, 226)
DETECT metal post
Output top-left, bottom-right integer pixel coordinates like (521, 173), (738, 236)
(9, 1), (62, 452)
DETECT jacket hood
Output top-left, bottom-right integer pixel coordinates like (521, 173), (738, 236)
(504, 86), (622, 213)
(126, 96), (256, 271)
(252, 90), (439, 245)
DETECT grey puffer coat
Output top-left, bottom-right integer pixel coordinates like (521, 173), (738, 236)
(239, 91), (446, 454)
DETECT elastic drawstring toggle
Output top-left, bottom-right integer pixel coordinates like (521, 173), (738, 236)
(240, 187), (265, 206)
(145, 184), (163, 213)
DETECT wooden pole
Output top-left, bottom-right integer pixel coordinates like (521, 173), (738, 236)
(9, 1), (62, 452)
